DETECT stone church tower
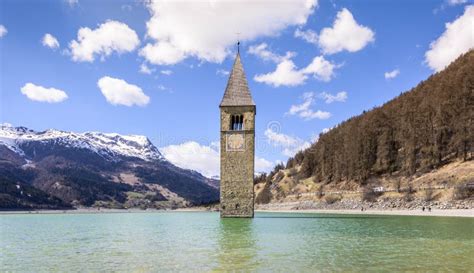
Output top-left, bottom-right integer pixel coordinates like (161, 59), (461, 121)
(219, 51), (255, 218)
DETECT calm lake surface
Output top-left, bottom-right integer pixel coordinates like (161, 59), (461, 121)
(1, 211), (473, 272)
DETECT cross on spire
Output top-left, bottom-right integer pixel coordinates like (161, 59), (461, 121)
(235, 32), (241, 53)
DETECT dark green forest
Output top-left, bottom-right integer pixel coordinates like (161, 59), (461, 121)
(283, 50), (473, 184)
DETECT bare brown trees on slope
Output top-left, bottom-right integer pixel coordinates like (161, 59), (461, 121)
(289, 50), (474, 185)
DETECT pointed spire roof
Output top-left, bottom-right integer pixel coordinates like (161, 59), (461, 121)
(220, 52), (255, 107)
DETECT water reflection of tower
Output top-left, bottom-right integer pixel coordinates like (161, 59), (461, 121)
(213, 218), (258, 272)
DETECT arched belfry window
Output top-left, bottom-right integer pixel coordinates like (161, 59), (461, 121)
(231, 114), (244, 130)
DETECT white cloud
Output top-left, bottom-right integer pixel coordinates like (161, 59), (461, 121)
(254, 59), (308, 87)
(255, 157), (274, 173)
(97, 76), (150, 107)
(42, 33), (60, 49)
(298, 109), (331, 120)
(384, 69), (400, 79)
(448, 0), (467, 5)
(322, 128), (331, 134)
(265, 127), (300, 147)
(65, 0), (78, 7)
(140, 0), (317, 65)
(69, 20), (140, 62)
(216, 69), (230, 77)
(302, 56), (339, 81)
(160, 141), (220, 178)
(264, 127), (311, 157)
(0, 25), (7, 38)
(289, 93), (313, 115)
(160, 141), (273, 177)
(140, 41), (186, 65)
(288, 92), (331, 120)
(248, 43), (295, 63)
(294, 28), (318, 45)
(160, 70), (172, 75)
(319, 8), (375, 54)
(140, 63), (154, 75)
(319, 91), (347, 103)
(254, 55), (338, 87)
(20, 83), (68, 103)
(425, 5), (474, 72)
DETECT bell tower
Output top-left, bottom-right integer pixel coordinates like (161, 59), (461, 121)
(219, 50), (255, 218)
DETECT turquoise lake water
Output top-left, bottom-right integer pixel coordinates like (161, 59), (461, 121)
(1, 212), (473, 272)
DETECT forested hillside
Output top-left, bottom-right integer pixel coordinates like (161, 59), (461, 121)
(256, 51), (473, 206)
(287, 50), (473, 184)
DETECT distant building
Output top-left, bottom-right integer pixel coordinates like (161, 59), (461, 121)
(219, 49), (255, 218)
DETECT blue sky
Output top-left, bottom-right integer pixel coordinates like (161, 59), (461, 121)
(0, 0), (472, 177)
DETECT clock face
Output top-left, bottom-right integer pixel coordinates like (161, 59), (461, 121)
(226, 133), (245, 151)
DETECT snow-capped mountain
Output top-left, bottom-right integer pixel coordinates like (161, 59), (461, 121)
(0, 124), (165, 162)
(0, 124), (219, 210)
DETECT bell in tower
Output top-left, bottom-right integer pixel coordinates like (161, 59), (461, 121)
(219, 49), (256, 218)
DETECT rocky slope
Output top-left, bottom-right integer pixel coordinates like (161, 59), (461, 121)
(0, 125), (219, 210)
(255, 160), (474, 210)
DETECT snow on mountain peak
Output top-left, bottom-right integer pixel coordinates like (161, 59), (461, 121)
(0, 125), (164, 161)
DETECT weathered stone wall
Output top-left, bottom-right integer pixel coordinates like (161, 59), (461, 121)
(220, 106), (255, 217)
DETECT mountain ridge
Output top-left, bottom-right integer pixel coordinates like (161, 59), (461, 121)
(0, 124), (219, 210)
(0, 124), (165, 162)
